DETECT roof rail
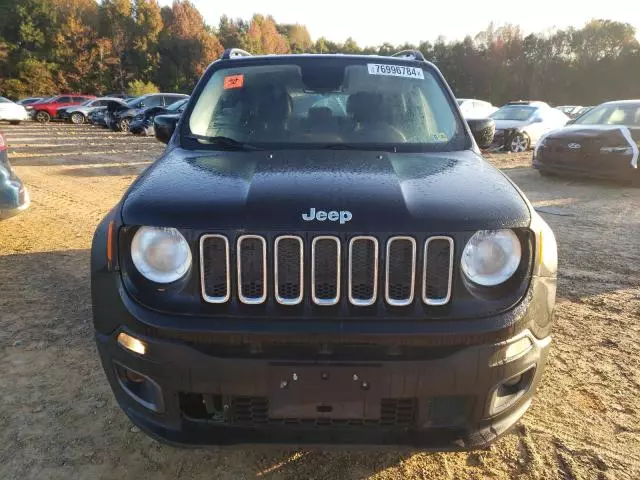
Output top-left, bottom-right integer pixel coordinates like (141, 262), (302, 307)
(221, 48), (253, 60)
(391, 50), (426, 62)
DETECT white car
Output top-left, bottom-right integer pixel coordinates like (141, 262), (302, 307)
(456, 98), (498, 119)
(0, 97), (30, 124)
(490, 101), (570, 152)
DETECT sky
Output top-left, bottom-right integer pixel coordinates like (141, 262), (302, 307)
(159, 0), (640, 46)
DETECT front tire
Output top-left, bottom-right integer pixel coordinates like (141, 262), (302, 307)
(71, 112), (85, 125)
(35, 111), (51, 124)
(118, 118), (131, 132)
(508, 133), (530, 153)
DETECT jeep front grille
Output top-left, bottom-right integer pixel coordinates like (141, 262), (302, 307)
(348, 236), (378, 306)
(423, 237), (454, 305)
(385, 237), (416, 306)
(311, 236), (341, 305)
(200, 234), (454, 307)
(200, 234), (230, 303)
(237, 235), (267, 304)
(275, 236), (304, 305)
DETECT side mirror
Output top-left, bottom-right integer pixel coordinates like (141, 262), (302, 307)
(467, 118), (495, 149)
(154, 114), (180, 144)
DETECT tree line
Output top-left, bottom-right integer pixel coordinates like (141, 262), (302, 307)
(1, 0), (639, 106)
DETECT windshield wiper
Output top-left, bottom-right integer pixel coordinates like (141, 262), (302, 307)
(185, 135), (262, 151)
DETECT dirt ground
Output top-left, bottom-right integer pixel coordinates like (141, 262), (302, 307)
(0, 122), (638, 480)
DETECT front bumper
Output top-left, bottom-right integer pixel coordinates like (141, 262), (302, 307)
(94, 276), (554, 448)
(533, 152), (639, 181)
(96, 326), (550, 448)
(0, 187), (30, 219)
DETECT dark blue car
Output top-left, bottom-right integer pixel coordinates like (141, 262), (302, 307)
(0, 131), (29, 219)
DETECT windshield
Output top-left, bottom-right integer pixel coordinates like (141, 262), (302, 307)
(491, 105), (536, 121)
(167, 98), (188, 112)
(186, 61), (465, 151)
(574, 103), (640, 126)
(81, 99), (94, 106)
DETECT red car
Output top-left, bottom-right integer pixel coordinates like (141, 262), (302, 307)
(31, 94), (96, 123)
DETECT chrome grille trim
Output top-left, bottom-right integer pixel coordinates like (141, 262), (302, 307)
(385, 236), (416, 306)
(274, 235), (304, 305)
(199, 234), (230, 304)
(348, 236), (379, 306)
(237, 235), (267, 305)
(311, 236), (341, 306)
(422, 236), (454, 306)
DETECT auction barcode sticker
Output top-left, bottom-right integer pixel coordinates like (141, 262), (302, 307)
(367, 63), (424, 79)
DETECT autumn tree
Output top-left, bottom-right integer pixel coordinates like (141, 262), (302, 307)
(280, 24), (312, 53)
(156, 0), (223, 92)
(243, 15), (290, 54)
(218, 15), (247, 49)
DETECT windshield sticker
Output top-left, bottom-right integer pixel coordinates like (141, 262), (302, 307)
(367, 63), (424, 79)
(223, 74), (244, 89)
(432, 132), (448, 142)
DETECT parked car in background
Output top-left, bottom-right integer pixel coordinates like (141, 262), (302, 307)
(109, 93), (189, 132)
(570, 106), (594, 121)
(23, 96), (54, 113)
(58, 97), (128, 124)
(533, 100), (640, 182)
(30, 94), (96, 123)
(105, 92), (133, 100)
(0, 97), (30, 124)
(88, 108), (108, 127)
(457, 98), (498, 119)
(0, 131), (29, 219)
(555, 105), (583, 118)
(130, 97), (189, 136)
(490, 101), (570, 152)
(16, 97), (43, 107)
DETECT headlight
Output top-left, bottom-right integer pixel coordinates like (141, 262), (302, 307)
(131, 226), (192, 283)
(461, 230), (522, 286)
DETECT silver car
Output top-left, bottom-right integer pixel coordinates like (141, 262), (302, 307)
(58, 97), (127, 124)
(490, 101), (569, 152)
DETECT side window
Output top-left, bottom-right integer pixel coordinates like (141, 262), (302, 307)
(145, 95), (163, 107)
(165, 95), (181, 105)
(72, 96), (84, 102)
(58, 96), (72, 103)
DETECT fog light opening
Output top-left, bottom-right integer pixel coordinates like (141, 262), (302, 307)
(490, 334), (533, 366)
(117, 332), (147, 356)
(114, 363), (164, 413)
(490, 366), (536, 416)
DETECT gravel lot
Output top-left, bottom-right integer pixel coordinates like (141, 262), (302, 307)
(1, 122), (639, 480)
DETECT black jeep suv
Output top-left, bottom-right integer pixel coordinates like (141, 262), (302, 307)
(91, 49), (557, 449)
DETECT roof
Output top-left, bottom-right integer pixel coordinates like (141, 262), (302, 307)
(601, 99), (640, 106)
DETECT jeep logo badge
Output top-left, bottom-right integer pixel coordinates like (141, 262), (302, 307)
(302, 208), (352, 224)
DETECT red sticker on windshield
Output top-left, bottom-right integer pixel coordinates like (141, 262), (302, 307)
(224, 74), (244, 89)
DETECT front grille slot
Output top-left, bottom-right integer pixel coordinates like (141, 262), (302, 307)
(423, 236), (454, 305)
(237, 235), (267, 304)
(348, 236), (378, 306)
(274, 236), (303, 305)
(385, 237), (416, 306)
(200, 235), (230, 303)
(311, 236), (341, 306)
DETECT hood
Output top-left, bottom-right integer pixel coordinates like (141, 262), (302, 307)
(122, 149), (531, 232)
(493, 119), (530, 130)
(546, 124), (640, 138)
